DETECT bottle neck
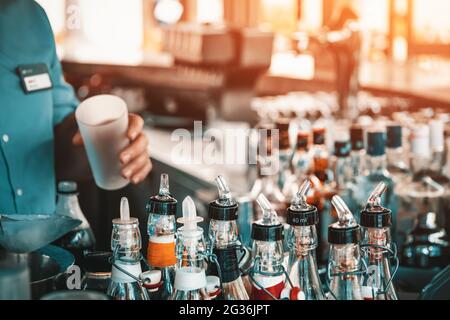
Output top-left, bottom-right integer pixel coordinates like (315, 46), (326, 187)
(56, 194), (90, 228)
(365, 155), (387, 175)
(334, 156), (351, 188)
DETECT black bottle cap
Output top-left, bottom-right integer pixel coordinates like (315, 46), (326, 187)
(367, 131), (386, 156)
(350, 125), (364, 151)
(328, 225), (361, 244)
(287, 206), (319, 226)
(334, 140), (351, 158)
(360, 206), (392, 228)
(208, 201), (238, 221)
(313, 128), (326, 145)
(387, 125), (402, 149)
(212, 247), (241, 283)
(251, 223), (284, 242)
(146, 196), (177, 216)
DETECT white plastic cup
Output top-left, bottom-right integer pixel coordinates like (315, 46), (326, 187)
(75, 95), (130, 190)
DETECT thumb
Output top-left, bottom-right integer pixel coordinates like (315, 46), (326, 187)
(72, 131), (84, 146)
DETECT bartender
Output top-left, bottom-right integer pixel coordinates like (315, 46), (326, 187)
(0, 0), (152, 215)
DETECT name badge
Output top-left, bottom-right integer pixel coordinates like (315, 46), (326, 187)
(16, 63), (53, 94)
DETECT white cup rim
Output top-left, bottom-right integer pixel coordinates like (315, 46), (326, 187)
(76, 94), (127, 128)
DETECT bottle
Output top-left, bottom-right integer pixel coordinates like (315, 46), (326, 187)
(312, 125), (329, 183)
(249, 194), (285, 300)
(146, 173), (178, 300)
(107, 197), (149, 300)
(327, 195), (364, 300)
(81, 251), (112, 293)
(208, 175), (250, 300)
(286, 180), (325, 300)
(429, 119), (446, 176)
(250, 124), (288, 222)
(55, 181), (96, 267)
(350, 124), (365, 179)
(170, 197), (209, 300)
(386, 124), (408, 184)
(360, 182), (398, 300)
(292, 128), (312, 183)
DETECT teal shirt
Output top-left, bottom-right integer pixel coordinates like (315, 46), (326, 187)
(0, 0), (78, 214)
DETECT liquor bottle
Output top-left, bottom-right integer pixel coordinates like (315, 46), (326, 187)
(360, 182), (398, 300)
(170, 197), (209, 300)
(55, 181), (96, 267)
(250, 123), (288, 222)
(276, 118), (294, 195)
(146, 173), (177, 300)
(429, 119), (446, 176)
(208, 175), (249, 300)
(312, 125), (329, 183)
(386, 124), (408, 184)
(107, 197), (149, 300)
(292, 127), (312, 184)
(350, 124), (365, 179)
(249, 194), (285, 300)
(286, 180), (325, 300)
(327, 195), (364, 300)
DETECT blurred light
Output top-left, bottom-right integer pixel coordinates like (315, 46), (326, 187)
(154, 0), (184, 25)
(197, 0), (223, 24)
(34, 0), (66, 36)
(270, 52), (315, 80)
(413, 0), (450, 44)
(299, 0), (322, 32)
(393, 36), (408, 62)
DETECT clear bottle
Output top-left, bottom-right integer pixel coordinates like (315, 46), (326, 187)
(250, 124), (288, 222)
(349, 124), (365, 179)
(327, 196), (364, 300)
(386, 124), (409, 184)
(292, 129), (312, 183)
(286, 180), (325, 300)
(55, 181), (96, 267)
(107, 197), (149, 300)
(312, 125), (329, 183)
(249, 194), (285, 300)
(146, 173), (178, 300)
(208, 176), (249, 300)
(360, 182), (398, 300)
(170, 197), (209, 300)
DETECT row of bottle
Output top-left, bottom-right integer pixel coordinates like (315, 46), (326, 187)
(248, 111), (450, 268)
(100, 173), (399, 300)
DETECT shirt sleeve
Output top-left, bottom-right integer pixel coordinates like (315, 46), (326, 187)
(50, 50), (79, 126)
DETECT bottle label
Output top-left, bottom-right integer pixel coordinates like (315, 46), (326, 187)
(147, 237), (176, 268)
(111, 261), (142, 284)
(250, 274), (284, 300)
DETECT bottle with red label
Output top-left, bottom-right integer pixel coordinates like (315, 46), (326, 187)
(146, 173), (177, 300)
(285, 180), (325, 300)
(360, 182), (398, 300)
(327, 195), (364, 300)
(249, 194), (285, 300)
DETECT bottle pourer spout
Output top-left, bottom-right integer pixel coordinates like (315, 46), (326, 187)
(215, 175), (233, 206)
(256, 193), (278, 225)
(291, 180), (311, 209)
(120, 197), (130, 221)
(159, 173), (170, 196)
(178, 196), (203, 231)
(367, 182), (387, 208)
(331, 195), (355, 227)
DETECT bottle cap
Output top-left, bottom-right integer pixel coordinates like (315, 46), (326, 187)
(366, 130), (386, 156)
(173, 266), (207, 291)
(146, 174), (177, 216)
(313, 127), (326, 145)
(113, 197), (138, 225)
(287, 180), (319, 226)
(410, 125), (430, 156)
(177, 196), (203, 233)
(58, 181), (78, 194)
(328, 196), (360, 244)
(360, 182), (392, 228)
(429, 119), (444, 150)
(252, 194), (284, 242)
(386, 124), (402, 149)
(296, 131), (310, 151)
(350, 125), (364, 151)
(209, 175), (239, 221)
(334, 140), (351, 158)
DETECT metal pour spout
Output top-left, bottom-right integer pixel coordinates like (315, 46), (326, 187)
(215, 175), (233, 206)
(367, 182), (387, 209)
(291, 180), (311, 210)
(331, 195), (355, 227)
(159, 173), (170, 197)
(256, 194), (278, 225)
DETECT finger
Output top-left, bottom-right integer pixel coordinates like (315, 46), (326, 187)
(121, 153), (149, 180)
(120, 133), (148, 165)
(127, 114), (144, 141)
(130, 159), (152, 184)
(72, 131), (84, 146)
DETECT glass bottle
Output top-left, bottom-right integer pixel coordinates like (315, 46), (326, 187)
(350, 124), (365, 179)
(55, 181), (96, 267)
(327, 196), (364, 300)
(286, 180), (325, 300)
(292, 128), (312, 184)
(170, 196), (209, 300)
(249, 194), (285, 300)
(146, 173), (178, 300)
(360, 182), (398, 300)
(386, 124), (408, 184)
(208, 175), (249, 300)
(107, 197), (149, 300)
(312, 125), (329, 183)
(250, 123), (288, 222)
